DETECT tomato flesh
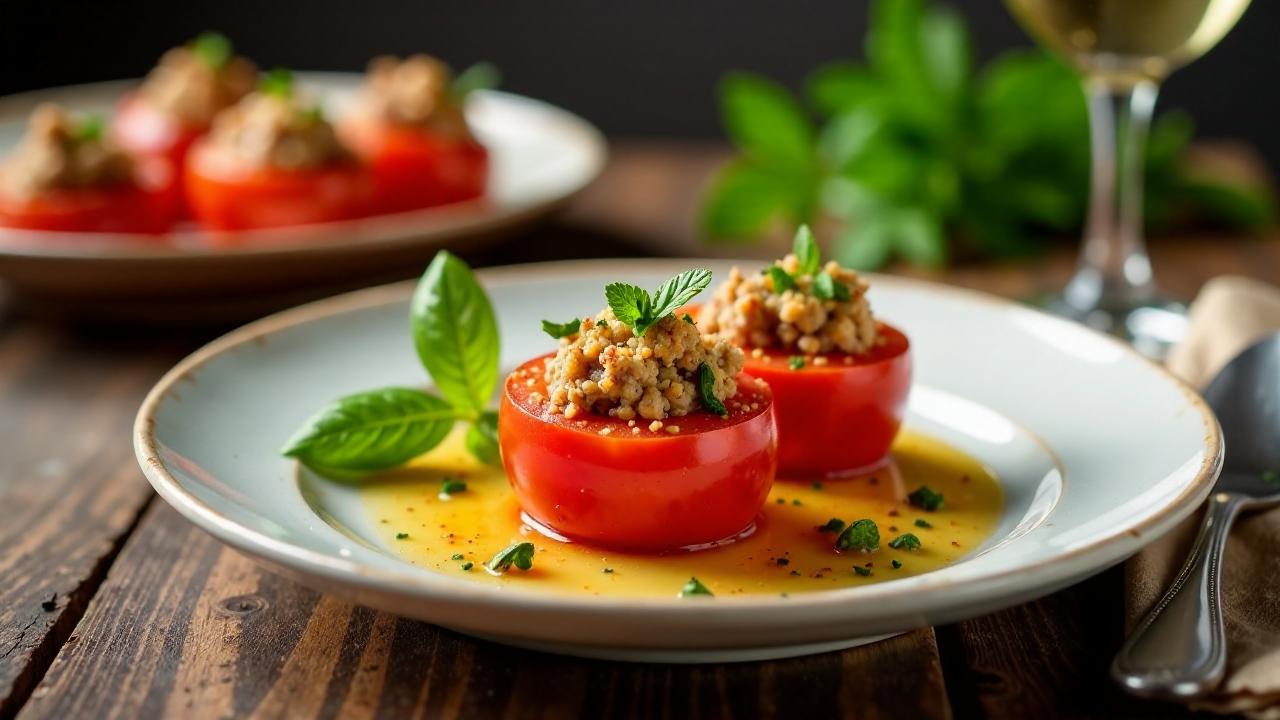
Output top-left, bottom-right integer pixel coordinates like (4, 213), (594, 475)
(498, 354), (778, 551)
(0, 159), (176, 235)
(184, 139), (372, 231)
(341, 120), (487, 214)
(743, 323), (911, 478)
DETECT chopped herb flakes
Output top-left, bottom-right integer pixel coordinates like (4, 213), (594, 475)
(914, 518), (933, 529)
(775, 557), (790, 566)
(891, 559), (903, 569)
(776, 497), (786, 504)
(811, 481), (823, 490)
(836, 519), (880, 552)
(908, 485), (944, 512)
(788, 356), (805, 370)
(679, 577), (714, 597)
(682, 314), (696, 325)
(485, 541), (535, 574)
(461, 562), (474, 571)
(541, 318), (581, 339)
(817, 518), (846, 534)
(888, 533), (922, 551)
(602, 567), (614, 574)
(440, 477), (467, 495)
(395, 532), (409, 540)
(853, 566), (872, 577)
(791, 498), (802, 506)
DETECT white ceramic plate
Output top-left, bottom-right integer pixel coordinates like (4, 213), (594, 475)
(0, 74), (605, 315)
(134, 259), (1221, 662)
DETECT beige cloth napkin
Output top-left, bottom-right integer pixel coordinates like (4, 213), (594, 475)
(1127, 276), (1280, 717)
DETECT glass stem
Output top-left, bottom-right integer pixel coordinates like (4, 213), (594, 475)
(1064, 78), (1160, 315)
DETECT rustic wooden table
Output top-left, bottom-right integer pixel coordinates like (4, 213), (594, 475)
(2, 142), (1271, 720)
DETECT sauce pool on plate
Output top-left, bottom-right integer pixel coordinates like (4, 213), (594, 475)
(358, 428), (1003, 598)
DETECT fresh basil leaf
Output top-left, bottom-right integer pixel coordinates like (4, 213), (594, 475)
(701, 161), (794, 240)
(281, 388), (457, 473)
(697, 362), (728, 417)
(452, 61), (501, 99)
(806, 62), (885, 117)
(814, 272), (850, 301)
(604, 282), (650, 330)
(191, 31), (232, 70)
(485, 541), (535, 574)
(649, 268), (713, 326)
(541, 318), (581, 339)
(260, 67), (294, 98)
(793, 225), (821, 275)
(819, 108), (891, 172)
(766, 266), (795, 292)
(836, 221), (894, 271)
(920, 5), (972, 104)
(412, 251), (500, 415)
(679, 577), (714, 597)
(719, 72), (816, 169)
(465, 411), (501, 466)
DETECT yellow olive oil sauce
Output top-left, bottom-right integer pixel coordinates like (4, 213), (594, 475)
(360, 429), (1003, 598)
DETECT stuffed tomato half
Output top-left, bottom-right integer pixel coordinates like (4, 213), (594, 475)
(498, 268), (778, 551)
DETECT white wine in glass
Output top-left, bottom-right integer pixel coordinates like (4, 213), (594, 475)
(1004, 0), (1252, 357)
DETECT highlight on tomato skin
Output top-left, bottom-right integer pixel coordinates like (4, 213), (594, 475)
(498, 354), (778, 552)
(112, 93), (206, 210)
(743, 323), (912, 479)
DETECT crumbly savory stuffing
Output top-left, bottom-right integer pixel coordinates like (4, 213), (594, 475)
(543, 310), (744, 421)
(699, 254), (879, 355)
(138, 46), (257, 126)
(1, 104), (134, 199)
(201, 92), (351, 172)
(360, 55), (472, 140)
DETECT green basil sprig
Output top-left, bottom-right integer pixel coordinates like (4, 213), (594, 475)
(282, 251), (502, 476)
(605, 268), (713, 337)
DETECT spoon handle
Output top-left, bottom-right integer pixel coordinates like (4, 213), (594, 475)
(1111, 492), (1245, 699)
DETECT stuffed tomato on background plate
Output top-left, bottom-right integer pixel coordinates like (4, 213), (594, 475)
(0, 74), (604, 320)
(134, 257), (1220, 662)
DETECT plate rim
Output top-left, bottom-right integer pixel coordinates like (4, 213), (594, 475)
(133, 258), (1223, 619)
(0, 75), (608, 260)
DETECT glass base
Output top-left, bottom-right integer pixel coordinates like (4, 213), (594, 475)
(1036, 294), (1188, 361)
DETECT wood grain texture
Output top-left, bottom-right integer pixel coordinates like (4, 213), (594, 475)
(19, 502), (952, 720)
(0, 321), (196, 719)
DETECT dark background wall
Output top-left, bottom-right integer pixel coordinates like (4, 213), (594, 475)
(2, 0), (1275, 167)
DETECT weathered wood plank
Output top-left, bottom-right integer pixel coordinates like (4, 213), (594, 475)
(20, 502), (953, 720)
(0, 321), (195, 719)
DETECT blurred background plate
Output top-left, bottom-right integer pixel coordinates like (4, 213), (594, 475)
(0, 73), (606, 322)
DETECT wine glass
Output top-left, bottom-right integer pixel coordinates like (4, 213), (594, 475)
(1004, 0), (1252, 357)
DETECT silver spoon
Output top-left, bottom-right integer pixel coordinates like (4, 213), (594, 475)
(1113, 332), (1280, 698)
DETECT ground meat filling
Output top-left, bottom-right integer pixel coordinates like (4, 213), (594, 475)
(360, 55), (472, 141)
(699, 255), (879, 355)
(201, 93), (351, 173)
(1, 104), (134, 199)
(138, 46), (257, 127)
(543, 310), (745, 422)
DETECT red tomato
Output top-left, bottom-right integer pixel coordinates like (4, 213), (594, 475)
(184, 139), (372, 231)
(0, 159), (176, 234)
(498, 354), (778, 551)
(341, 120), (487, 214)
(743, 323), (911, 479)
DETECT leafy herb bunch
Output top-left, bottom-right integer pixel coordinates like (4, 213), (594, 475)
(283, 251), (501, 476)
(701, 0), (1273, 269)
